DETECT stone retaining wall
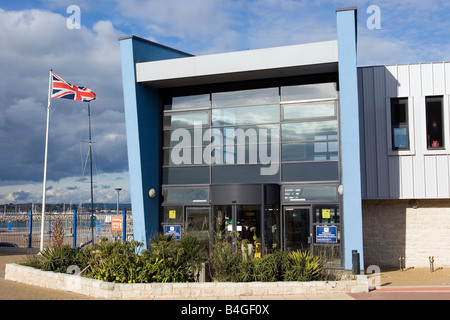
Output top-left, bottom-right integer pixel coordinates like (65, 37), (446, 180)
(5, 263), (368, 299)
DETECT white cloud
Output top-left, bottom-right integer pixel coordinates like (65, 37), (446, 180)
(357, 34), (420, 66)
(116, 0), (234, 37)
(0, 8), (129, 203)
(1, 2), (450, 205)
(113, 0), (243, 53)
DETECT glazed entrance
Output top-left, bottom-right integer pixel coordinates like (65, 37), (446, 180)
(162, 184), (341, 264)
(213, 204), (281, 257)
(211, 184), (280, 256)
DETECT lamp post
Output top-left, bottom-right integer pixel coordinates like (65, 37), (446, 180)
(115, 188), (122, 215)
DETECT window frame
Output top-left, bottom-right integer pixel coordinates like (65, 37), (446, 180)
(425, 95), (445, 150)
(421, 95), (450, 155)
(387, 97), (415, 156)
(390, 97), (410, 151)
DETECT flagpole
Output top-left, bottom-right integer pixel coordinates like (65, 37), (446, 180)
(40, 69), (52, 251)
(88, 102), (94, 244)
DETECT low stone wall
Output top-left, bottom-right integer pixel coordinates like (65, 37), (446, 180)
(5, 263), (368, 299)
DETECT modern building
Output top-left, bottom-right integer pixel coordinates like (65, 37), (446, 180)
(119, 7), (449, 271)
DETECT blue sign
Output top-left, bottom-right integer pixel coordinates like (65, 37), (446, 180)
(96, 221), (101, 232)
(316, 226), (337, 243)
(7, 221), (12, 231)
(163, 225), (182, 240)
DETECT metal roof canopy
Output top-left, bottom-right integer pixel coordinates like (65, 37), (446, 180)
(136, 40), (338, 88)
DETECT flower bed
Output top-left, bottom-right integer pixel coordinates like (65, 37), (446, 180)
(5, 263), (368, 299)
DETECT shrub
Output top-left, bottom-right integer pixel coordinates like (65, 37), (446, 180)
(177, 232), (206, 280)
(40, 245), (88, 273)
(208, 247), (325, 283)
(232, 259), (254, 282)
(208, 240), (241, 282)
(283, 250), (324, 282)
(86, 240), (147, 283)
(147, 234), (194, 283)
(23, 235), (329, 284)
(25, 234), (207, 283)
(19, 253), (45, 269)
(252, 251), (288, 282)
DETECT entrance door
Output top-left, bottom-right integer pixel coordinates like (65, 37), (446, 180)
(282, 207), (312, 251)
(212, 204), (261, 245)
(185, 207), (210, 252)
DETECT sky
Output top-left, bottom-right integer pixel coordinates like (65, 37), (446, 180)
(1, 0), (450, 206)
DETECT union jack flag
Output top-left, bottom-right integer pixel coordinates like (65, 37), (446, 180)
(51, 72), (96, 102)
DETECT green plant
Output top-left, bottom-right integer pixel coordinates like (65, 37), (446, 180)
(283, 250), (324, 282)
(232, 259), (254, 282)
(252, 252), (285, 282)
(147, 233), (202, 282)
(40, 245), (88, 273)
(208, 240), (241, 282)
(177, 232), (206, 279)
(86, 240), (146, 283)
(19, 253), (45, 269)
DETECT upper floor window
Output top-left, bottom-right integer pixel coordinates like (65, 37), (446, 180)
(390, 98), (409, 150)
(426, 96), (444, 149)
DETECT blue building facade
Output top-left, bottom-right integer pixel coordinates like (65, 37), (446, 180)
(120, 8), (363, 270)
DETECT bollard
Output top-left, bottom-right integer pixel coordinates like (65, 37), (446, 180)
(429, 256), (434, 273)
(399, 256), (405, 271)
(352, 250), (360, 275)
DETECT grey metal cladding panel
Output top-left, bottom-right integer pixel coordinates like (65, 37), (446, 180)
(281, 162), (339, 182)
(358, 66), (392, 199)
(385, 66), (401, 199)
(357, 68), (368, 198)
(211, 165), (280, 185)
(373, 66), (390, 198)
(362, 67), (379, 198)
(359, 62), (450, 200)
(211, 184), (262, 205)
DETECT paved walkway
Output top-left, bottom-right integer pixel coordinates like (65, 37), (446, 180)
(348, 266), (450, 300)
(0, 251), (94, 300)
(1, 249), (449, 300)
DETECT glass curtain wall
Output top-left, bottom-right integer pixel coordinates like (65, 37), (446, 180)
(162, 83), (339, 185)
(161, 82), (341, 261)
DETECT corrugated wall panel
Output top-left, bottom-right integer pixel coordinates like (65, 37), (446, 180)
(385, 65), (398, 97)
(373, 66), (390, 198)
(445, 63), (450, 94)
(359, 63), (450, 200)
(362, 67), (379, 198)
(436, 155), (449, 197)
(433, 63), (446, 95)
(421, 63), (434, 95)
(358, 68), (368, 198)
(400, 155), (414, 198)
(397, 65), (410, 97)
(388, 156), (400, 198)
(424, 155), (438, 197)
(409, 64), (422, 96)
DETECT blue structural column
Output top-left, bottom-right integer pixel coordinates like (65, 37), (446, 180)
(122, 209), (127, 242)
(336, 8), (365, 271)
(119, 36), (192, 249)
(28, 209), (32, 248)
(73, 209), (77, 248)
